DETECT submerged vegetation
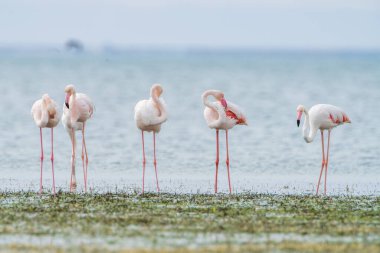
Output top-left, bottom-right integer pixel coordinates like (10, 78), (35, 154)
(0, 192), (379, 252)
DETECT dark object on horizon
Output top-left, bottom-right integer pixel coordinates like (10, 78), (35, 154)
(65, 39), (84, 52)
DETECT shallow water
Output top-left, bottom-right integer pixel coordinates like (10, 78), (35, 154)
(0, 50), (379, 195)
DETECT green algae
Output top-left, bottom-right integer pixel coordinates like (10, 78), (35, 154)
(0, 192), (378, 252)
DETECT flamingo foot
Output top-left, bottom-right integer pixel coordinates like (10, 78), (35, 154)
(70, 181), (77, 192)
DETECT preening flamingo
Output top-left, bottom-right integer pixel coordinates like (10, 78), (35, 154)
(134, 84), (167, 193)
(297, 104), (351, 195)
(202, 90), (247, 194)
(62, 84), (94, 192)
(31, 94), (59, 195)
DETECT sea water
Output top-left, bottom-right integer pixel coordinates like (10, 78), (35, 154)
(0, 50), (379, 195)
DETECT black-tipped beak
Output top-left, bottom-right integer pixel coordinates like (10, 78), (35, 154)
(65, 102), (69, 109)
(297, 119), (300, 127)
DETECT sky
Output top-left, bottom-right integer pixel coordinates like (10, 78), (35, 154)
(0, 0), (380, 50)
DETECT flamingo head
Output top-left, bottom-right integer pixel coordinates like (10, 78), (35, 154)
(64, 84), (76, 109)
(42, 94), (50, 105)
(214, 91), (227, 109)
(296, 104), (305, 127)
(151, 84), (163, 98)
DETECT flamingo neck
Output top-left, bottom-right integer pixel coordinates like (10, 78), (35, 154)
(302, 108), (317, 143)
(202, 90), (219, 111)
(151, 91), (167, 124)
(69, 92), (77, 124)
(39, 101), (49, 126)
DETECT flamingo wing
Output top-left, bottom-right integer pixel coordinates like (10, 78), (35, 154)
(224, 101), (246, 124)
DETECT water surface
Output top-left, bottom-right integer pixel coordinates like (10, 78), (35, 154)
(0, 50), (379, 194)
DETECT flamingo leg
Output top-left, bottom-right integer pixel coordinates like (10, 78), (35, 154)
(39, 128), (44, 195)
(215, 130), (220, 193)
(81, 126), (85, 192)
(324, 130), (331, 195)
(316, 130), (325, 195)
(51, 128), (56, 195)
(70, 128), (76, 192)
(153, 132), (160, 193)
(141, 131), (146, 194)
(226, 130), (232, 194)
(82, 122), (89, 193)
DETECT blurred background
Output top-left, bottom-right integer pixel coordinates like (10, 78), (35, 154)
(0, 0), (379, 194)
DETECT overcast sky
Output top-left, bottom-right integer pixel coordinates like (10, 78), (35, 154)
(1, 0), (379, 50)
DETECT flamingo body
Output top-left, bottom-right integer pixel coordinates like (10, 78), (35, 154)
(204, 100), (246, 130)
(134, 96), (167, 132)
(31, 94), (59, 128)
(298, 104), (351, 143)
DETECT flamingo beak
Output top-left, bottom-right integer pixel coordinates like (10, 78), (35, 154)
(297, 111), (302, 127)
(65, 93), (70, 109)
(221, 98), (227, 109)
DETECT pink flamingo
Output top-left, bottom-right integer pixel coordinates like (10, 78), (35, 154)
(134, 84), (167, 193)
(202, 90), (247, 194)
(62, 85), (94, 192)
(31, 94), (59, 195)
(296, 104), (351, 195)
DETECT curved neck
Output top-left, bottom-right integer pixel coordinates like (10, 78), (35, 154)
(37, 101), (49, 126)
(151, 90), (167, 124)
(202, 90), (219, 111)
(302, 108), (317, 143)
(69, 92), (77, 124)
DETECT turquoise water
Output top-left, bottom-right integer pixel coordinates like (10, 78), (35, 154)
(0, 50), (379, 194)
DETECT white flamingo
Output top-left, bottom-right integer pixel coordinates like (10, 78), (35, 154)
(202, 90), (247, 194)
(297, 104), (351, 195)
(62, 84), (94, 192)
(134, 84), (167, 193)
(31, 94), (59, 195)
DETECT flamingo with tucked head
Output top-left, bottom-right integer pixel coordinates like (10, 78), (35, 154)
(31, 94), (59, 195)
(62, 84), (94, 192)
(202, 90), (247, 194)
(134, 84), (167, 193)
(297, 104), (351, 195)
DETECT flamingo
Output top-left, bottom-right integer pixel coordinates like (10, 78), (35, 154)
(202, 90), (247, 194)
(62, 84), (94, 192)
(31, 94), (59, 195)
(296, 104), (351, 195)
(134, 84), (167, 193)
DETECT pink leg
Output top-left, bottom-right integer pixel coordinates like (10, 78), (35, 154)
(215, 130), (220, 193)
(142, 131), (146, 194)
(51, 128), (56, 195)
(39, 128), (44, 195)
(226, 130), (232, 194)
(81, 126), (85, 192)
(316, 130), (325, 195)
(70, 128), (76, 192)
(82, 122), (89, 193)
(153, 132), (160, 193)
(325, 130), (331, 195)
